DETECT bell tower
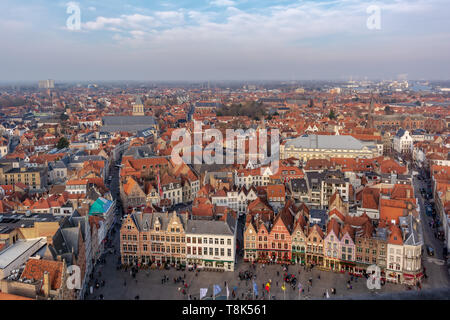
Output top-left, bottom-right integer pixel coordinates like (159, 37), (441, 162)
(132, 96), (144, 116)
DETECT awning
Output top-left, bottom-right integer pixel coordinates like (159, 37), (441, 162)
(403, 272), (423, 278)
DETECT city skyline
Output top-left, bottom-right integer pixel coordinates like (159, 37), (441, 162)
(1, 0), (450, 81)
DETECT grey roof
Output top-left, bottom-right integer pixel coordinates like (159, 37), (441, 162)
(309, 209), (327, 229)
(0, 213), (60, 234)
(285, 134), (366, 150)
(290, 178), (308, 193)
(103, 116), (155, 126)
(135, 96), (143, 105)
(131, 211), (188, 232)
(61, 227), (80, 256)
(374, 227), (388, 241)
(186, 219), (234, 236)
(49, 161), (66, 170)
(130, 210), (234, 236)
(399, 215), (423, 246)
(123, 145), (155, 159)
(70, 154), (105, 164)
(395, 128), (407, 138)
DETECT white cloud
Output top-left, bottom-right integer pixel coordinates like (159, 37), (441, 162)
(210, 0), (236, 7)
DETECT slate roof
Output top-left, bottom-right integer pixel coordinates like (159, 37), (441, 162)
(285, 134), (366, 150)
(186, 219), (234, 236)
(290, 178), (308, 193)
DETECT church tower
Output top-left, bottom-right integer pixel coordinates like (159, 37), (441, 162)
(132, 96), (145, 116)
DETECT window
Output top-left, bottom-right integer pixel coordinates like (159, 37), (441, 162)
(143, 235), (147, 241)
(215, 238), (219, 245)
(187, 237), (191, 243)
(220, 248), (224, 256)
(215, 248), (219, 256)
(227, 239), (231, 245)
(228, 249), (231, 257)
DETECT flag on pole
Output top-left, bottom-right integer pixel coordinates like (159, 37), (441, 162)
(213, 284), (222, 296)
(226, 285), (230, 300)
(265, 282), (271, 292)
(281, 283), (286, 291)
(200, 288), (208, 300)
(298, 283), (302, 292)
(326, 290), (330, 299)
(253, 281), (258, 296)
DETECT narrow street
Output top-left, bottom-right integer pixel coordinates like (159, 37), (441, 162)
(412, 172), (449, 289)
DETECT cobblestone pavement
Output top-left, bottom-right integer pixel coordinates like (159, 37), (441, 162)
(86, 246), (421, 300)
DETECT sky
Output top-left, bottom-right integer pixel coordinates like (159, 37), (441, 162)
(0, 0), (449, 81)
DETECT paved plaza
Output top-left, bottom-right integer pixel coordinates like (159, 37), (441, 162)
(86, 246), (424, 300)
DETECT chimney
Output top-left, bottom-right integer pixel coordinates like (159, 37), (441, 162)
(406, 188), (411, 199)
(43, 271), (50, 297)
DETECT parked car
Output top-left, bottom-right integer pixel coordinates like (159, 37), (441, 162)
(427, 246), (434, 256)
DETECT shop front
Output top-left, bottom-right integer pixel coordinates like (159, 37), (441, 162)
(386, 270), (402, 283)
(292, 248), (306, 264)
(340, 261), (357, 273)
(403, 272), (423, 285)
(244, 249), (257, 262)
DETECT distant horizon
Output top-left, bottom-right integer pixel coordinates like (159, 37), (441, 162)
(1, 79), (449, 85)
